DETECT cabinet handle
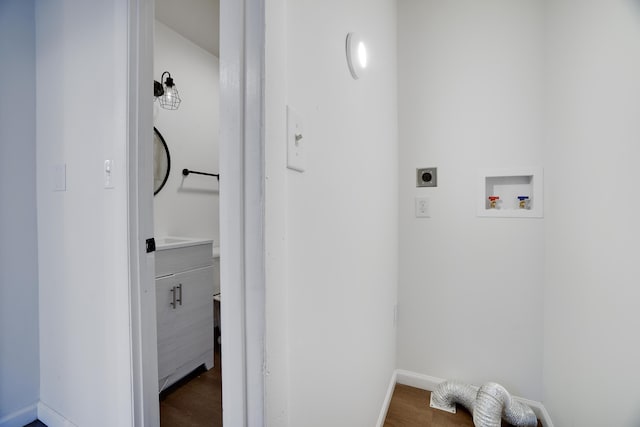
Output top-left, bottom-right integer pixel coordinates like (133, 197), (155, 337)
(177, 284), (183, 306)
(170, 286), (177, 309)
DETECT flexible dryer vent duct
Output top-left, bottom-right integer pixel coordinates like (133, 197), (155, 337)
(430, 381), (538, 427)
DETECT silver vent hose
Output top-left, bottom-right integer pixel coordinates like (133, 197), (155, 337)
(431, 381), (538, 427)
(430, 380), (477, 414)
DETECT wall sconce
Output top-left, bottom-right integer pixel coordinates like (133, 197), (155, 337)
(345, 32), (368, 80)
(154, 71), (182, 110)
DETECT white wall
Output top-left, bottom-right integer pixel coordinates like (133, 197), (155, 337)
(155, 0), (219, 57)
(153, 21), (220, 247)
(265, 0), (399, 425)
(543, 0), (640, 425)
(0, 1), (40, 425)
(397, 0), (545, 400)
(35, 1), (133, 426)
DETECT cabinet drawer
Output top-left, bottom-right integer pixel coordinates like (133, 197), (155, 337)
(156, 265), (214, 381)
(156, 243), (213, 277)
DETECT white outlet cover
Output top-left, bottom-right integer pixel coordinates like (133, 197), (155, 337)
(415, 197), (430, 218)
(53, 163), (66, 192)
(287, 106), (305, 172)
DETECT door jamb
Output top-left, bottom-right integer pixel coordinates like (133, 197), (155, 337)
(127, 0), (160, 425)
(219, 0), (266, 424)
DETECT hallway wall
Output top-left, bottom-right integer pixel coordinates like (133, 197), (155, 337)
(543, 0), (640, 424)
(35, 1), (133, 426)
(0, 1), (40, 425)
(265, 0), (399, 425)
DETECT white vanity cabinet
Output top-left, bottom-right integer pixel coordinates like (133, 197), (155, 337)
(155, 238), (215, 392)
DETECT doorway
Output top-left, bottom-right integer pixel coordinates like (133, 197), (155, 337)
(127, 0), (265, 426)
(153, 1), (222, 424)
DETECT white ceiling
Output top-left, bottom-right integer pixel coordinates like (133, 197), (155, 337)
(155, 0), (220, 57)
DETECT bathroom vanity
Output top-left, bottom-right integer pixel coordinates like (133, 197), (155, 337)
(155, 237), (216, 392)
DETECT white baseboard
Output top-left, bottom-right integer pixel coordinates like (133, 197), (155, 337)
(37, 402), (79, 427)
(393, 369), (554, 427)
(396, 369), (444, 391)
(375, 370), (397, 427)
(511, 395), (555, 427)
(0, 403), (38, 427)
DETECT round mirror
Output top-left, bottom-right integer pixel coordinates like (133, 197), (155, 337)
(153, 127), (171, 195)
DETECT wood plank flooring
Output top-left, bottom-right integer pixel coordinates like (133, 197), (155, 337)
(384, 384), (543, 427)
(26, 363), (541, 427)
(159, 347), (222, 427)
(23, 351), (222, 427)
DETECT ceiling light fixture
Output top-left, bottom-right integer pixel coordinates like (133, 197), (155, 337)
(154, 71), (182, 110)
(346, 32), (368, 80)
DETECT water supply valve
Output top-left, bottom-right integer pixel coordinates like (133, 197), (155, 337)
(488, 196), (500, 209)
(517, 196), (530, 209)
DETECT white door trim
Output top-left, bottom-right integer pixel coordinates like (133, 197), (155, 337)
(219, 0), (266, 425)
(127, 0), (266, 425)
(127, 0), (160, 426)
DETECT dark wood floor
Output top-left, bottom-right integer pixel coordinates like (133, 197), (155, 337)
(23, 352), (221, 427)
(160, 347), (222, 427)
(25, 367), (542, 427)
(384, 384), (543, 427)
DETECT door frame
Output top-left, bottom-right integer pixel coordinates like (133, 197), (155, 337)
(126, 0), (266, 425)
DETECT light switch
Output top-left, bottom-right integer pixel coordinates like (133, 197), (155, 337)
(415, 197), (430, 218)
(287, 106), (305, 172)
(104, 159), (114, 189)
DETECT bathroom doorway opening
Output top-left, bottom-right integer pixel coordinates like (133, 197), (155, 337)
(127, 0), (265, 425)
(153, 0), (222, 424)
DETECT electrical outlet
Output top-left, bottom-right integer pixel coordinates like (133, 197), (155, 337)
(417, 167), (437, 187)
(415, 197), (430, 218)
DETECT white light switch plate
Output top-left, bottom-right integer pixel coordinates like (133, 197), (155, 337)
(104, 159), (114, 189)
(415, 197), (430, 218)
(287, 106), (305, 172)
(53, 163), (66, 192)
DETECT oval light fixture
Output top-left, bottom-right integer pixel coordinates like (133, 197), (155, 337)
(346, 32), (367, 80)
